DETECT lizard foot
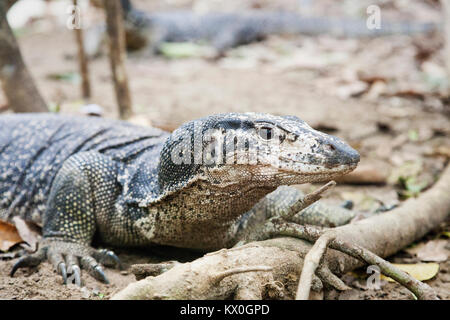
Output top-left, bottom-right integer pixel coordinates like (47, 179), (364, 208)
(10, 239), (122, 286)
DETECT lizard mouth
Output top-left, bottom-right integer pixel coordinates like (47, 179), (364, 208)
(277, 157), (358, 177)
(279, 154), (358, 168)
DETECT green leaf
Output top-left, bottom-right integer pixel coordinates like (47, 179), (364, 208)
(159, 42), (209, 59)
(407, 129), (419, 142)
(46, 71), (80, 84)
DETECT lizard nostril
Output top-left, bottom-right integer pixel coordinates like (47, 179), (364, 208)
(327, 144), (336, 151)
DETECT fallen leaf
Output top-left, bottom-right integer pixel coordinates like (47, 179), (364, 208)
(159, 42), (214, 59)
(408, 129), (419, 142)
(46, 71), (80, 84)
(335, 81), (368, 99)
(387, 160), (423, 185)
(0, 220), (23, 252)
(12, 217), (41, 251)
(430, 146), (450, 159)
(398, 176), (431, 199)
(405, 240), (448, 262)
(381, 263), (440, 282)
(340, 191), (379, 212)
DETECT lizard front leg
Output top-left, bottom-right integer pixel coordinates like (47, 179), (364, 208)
(11, 152), (121, 285)
(232, 185), (355, 244)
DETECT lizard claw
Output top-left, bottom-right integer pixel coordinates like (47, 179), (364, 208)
(59, 263), (68, 284)
(10, 247), (46, 277)
(94, 249), (123, 270)
(81, 255), (110, 284)
(10, 239), (116, 286)
(93, 265), (109, 284)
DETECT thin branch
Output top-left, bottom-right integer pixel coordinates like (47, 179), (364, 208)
(73, 0), (91, 101)
(103, 0), (133, 119)
(282, 180), (336, 220)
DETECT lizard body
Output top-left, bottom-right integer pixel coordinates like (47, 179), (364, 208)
(119, 0), (438, 53)
(0, 112), (359, 283)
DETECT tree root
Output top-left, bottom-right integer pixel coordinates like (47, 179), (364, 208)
(112, 165), (450, 300)
(296, 232), (336, 299)
(294, 228), (437, 300)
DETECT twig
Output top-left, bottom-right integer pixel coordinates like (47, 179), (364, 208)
(282, 180), (336, 220)
(103, 0), (133, 119)
(73, 0), (91, 101)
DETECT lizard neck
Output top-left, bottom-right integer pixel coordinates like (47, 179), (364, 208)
(144, 180), (276, 250)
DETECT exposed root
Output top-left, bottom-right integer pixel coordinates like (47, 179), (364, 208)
(296, 232), (336, 299)
(331, 238), (439, 300)
(211, 266), (272, 284)
(316, 266), (350, 291)
(271, 221), (438, 300)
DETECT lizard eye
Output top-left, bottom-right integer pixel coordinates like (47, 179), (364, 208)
(258, 126), (274, 141)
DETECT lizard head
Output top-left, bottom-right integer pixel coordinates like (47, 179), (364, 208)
(157, 112), (359, 194)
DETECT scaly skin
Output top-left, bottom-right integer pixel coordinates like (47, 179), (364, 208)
(120, 0), (438, 53)
(0, 112), (359, 285)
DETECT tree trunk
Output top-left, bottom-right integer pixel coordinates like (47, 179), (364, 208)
(0, 1), (48, 113)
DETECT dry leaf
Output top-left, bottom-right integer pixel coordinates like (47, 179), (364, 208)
(432, 146), (450, 159)
(0, 220), (23, 252)
(12, 217), (41, 251)
(381, 263), (440, 282)
(405, 240), (448, 262)
(335, 81), (368, 99)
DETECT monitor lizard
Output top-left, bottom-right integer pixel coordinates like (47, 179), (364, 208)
(0, 112), (359, 285)
(117, 0), (438, 54)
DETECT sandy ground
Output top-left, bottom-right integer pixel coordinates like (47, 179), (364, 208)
(0, 0), (449, 299)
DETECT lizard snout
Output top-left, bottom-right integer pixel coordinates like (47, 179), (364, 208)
(322, 139), (360, 168)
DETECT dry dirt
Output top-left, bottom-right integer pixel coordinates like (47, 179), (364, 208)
(0, 0), (449, 300)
